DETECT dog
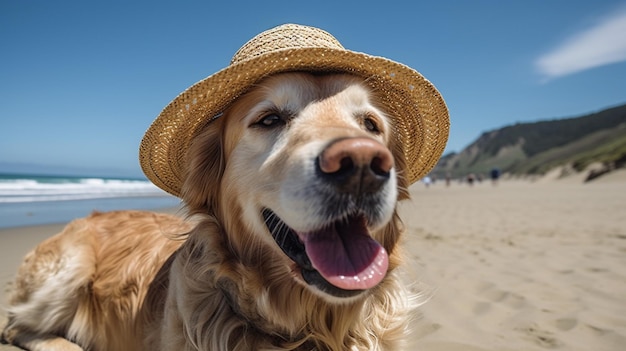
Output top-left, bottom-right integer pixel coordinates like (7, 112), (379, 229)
(2, 72), (419, 350)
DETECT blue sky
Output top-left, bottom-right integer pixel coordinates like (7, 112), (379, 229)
(1, 0), (625, 178)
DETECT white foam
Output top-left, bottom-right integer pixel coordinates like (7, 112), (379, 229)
(0, 177), (169, 203)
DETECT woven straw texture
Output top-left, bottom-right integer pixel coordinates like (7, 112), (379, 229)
(140, 24), (450, 197)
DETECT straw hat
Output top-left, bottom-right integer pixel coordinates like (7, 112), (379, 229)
(140, 24), (449, 197)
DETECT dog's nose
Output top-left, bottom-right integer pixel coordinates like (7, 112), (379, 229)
(318, 137), (394, 194)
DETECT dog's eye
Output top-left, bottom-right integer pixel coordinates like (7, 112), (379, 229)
(363, 117), (380, 134)
(256, 114), (285, 128)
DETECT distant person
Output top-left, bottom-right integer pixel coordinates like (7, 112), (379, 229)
(445, 172), (452, 187)
(466, 173), (475, 186)
(422, 176), (432, 188)
(491, 168), (501, 185)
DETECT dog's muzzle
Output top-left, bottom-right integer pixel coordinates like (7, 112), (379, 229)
(262, 209), (388, 298)
(262, 137), (394, 298)
(317, 137), (393, 195)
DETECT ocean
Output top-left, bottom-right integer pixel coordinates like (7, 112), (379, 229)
(0, 173), (182, 229)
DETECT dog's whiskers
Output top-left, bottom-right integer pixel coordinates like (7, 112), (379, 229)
(263, 211), (292, 247)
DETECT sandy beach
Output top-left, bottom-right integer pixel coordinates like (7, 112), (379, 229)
(2, 173), (626, 350)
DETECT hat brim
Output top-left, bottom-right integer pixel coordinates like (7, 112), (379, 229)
(140, 47), (449, 197)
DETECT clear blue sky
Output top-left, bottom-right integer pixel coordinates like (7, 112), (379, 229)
(2, 0), (625, 178)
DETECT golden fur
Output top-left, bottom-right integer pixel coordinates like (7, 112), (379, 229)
(2, 73), (417, 350)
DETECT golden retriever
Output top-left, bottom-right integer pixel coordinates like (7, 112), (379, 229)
(2, 72), (417, 350)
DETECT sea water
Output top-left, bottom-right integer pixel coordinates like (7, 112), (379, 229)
(0, 173), (181, 229)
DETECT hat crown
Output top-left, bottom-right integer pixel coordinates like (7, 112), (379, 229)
(141, 24), (449, 197)
(231, 24), (345, 65)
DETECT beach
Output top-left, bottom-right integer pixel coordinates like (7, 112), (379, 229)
(2, 173), (626, 350)
(403, 171), (626, 351)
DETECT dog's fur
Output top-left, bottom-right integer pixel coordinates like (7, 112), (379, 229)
(2, 73), (417, 350)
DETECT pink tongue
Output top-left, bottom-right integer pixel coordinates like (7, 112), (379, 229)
(298, 217), (389, 290)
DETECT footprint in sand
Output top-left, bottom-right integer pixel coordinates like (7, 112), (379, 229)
(484, 288), (526, 309)
(473, 301), (491, 315)
(518, 324), (562, 349)
(413, 322), (442, 339)
(554, 317), (578, 331)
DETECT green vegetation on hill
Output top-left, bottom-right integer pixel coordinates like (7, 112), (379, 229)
(433, 103), (626, 179)
(571, 132), (626, 171)
(509, 125), (626, 174)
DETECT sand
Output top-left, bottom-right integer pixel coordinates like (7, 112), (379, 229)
(2, 175), (626, 350)
(402, 173), (626, 351)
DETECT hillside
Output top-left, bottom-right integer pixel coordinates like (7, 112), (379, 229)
(432, 103), (626, 181)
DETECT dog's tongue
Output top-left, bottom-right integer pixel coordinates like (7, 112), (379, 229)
(298, 216), (388, 291)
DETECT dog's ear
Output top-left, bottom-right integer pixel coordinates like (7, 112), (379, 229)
(181, 118), (226, 216)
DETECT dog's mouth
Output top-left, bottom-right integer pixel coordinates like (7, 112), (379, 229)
(262, 209), (388, 298)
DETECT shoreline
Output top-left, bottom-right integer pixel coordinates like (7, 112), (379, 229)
(2, 179), (626, 350)
(0, 205), (185, 229)
(0, 196), (182, 230)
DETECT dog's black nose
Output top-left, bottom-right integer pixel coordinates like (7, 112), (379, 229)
(317, 137), (393, 194)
